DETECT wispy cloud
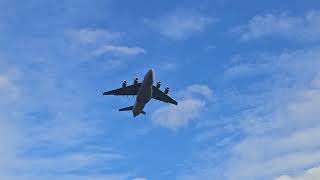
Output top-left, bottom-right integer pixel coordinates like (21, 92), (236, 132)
(92, 45), (146, 57)
(0, 69), (20, 105)
(1, 173), (131, 180)
(180, 84), (214, 100)
(65, 28), (121, 45)
(232, 10), (320, 42)
(65, 28), (145, 69)
(132, 178), (147, 180)
(224, 47), (320, 81)
(0, 59), (130, 179)
(151, 84), (213, 130)
(225, 49), (320, 179)
(158, 62), (178, 72)
(152, 99), (205, 130)
(145, 9), (213, 40)
(275, 166), (320, 180)
(178, 47), (320, 180)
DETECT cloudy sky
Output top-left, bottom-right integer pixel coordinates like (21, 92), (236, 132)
(0, 0), (320, 180)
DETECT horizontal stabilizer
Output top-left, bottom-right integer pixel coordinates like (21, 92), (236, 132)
(119, 106), (134, 112)
(141, 111), (146, 115)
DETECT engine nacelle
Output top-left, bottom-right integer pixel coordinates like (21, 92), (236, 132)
(134, 78), (139, 85)
(164, 87), (169, 94)
(156, 81), (161, 89)
(122, 80), (127, 88)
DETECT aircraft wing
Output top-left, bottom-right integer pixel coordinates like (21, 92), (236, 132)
(103, 83), (141, 96)
(152, 86), (178, 105)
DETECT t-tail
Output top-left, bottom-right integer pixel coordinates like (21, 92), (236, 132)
(119, 106), (146, 117)
(119, 106), (134, 112)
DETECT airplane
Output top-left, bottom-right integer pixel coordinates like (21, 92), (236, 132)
(103, 69), (178, 117)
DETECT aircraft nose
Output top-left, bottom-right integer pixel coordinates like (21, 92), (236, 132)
(148, 69), (154, 79)
(148, 68), (154, 74)
(144, 68), (155, 83)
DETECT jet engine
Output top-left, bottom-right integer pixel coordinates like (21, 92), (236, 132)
(165, 87), (169, 94)
(122, 80), (127, 88)
(134, 78), (139, 85)
(156, 81), (161, 88)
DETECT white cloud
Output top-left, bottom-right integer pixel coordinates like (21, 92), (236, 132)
(0, 75), (19, 103)
(224, 63), (267, 80)
(232, 10), (320, 42)
(65, 28), (145, 65)
(145, 9), (213, 40)
(0, 68), (25, 175)
(228, 132), (320, 179)
(1, 173), (131, 180)
(132, 178), (147, 180)
(151, 84), (212, 130)
(158, 62), (178, 72)
(224, 47), (320, 81)
(44, 152), (122, 170)
(92, 45), (146, 56)
(0, 120), (24, 172)
(225, 52), (320, 179)
(152, 99), (205, 130)
(275, 166), (320, 180)
(0, 69), (20, 105)
(181, 84), (214, 100)
(65, 28), (121, 45)
(178, 48), (320, 180)
(0, 63), (130, 180)
(287, 86), (320, 126)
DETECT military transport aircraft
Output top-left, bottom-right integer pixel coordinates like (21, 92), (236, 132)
(103, 69), (178, 117)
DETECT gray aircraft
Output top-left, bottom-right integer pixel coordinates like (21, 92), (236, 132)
(103, 69), (178, 117)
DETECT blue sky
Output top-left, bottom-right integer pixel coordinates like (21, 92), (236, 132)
(1, 0), (320, 180)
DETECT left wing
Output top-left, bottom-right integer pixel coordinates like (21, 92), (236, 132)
(103, 83), (141, 96)
(152, 86), (178, 105)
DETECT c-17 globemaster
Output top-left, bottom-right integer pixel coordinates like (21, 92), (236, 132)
(103, 69), (178, 117)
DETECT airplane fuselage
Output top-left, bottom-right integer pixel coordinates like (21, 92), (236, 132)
(103, 68), (178, 117)
(133, 69), (154, 117)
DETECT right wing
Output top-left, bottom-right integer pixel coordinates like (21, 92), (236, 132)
(103, 83), (141, 96)
(152, 86), (178, 105)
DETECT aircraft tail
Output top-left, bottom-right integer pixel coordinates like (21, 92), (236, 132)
(119, 106), (134, 112)
(119, 106), (146, 116)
